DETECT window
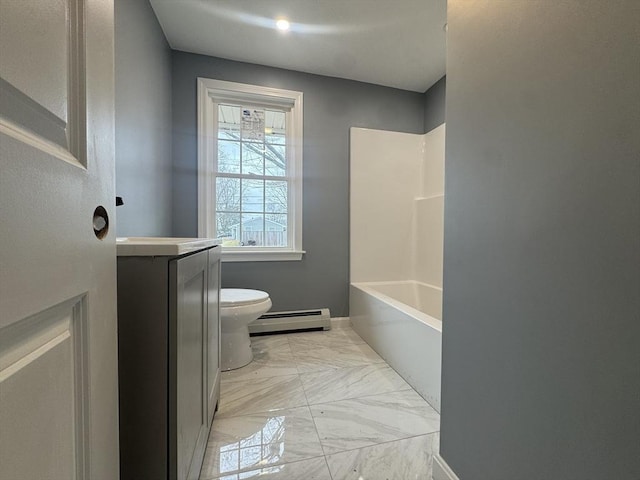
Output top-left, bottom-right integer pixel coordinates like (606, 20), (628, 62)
(197, 78), (304, 261)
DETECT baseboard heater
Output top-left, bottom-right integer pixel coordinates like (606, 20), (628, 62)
(249, 308), (331, 335)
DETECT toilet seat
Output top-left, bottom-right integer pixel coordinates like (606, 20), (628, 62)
(221, 288), (269, 307)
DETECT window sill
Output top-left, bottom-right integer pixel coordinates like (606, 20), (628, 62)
(221, 250), (305, 262)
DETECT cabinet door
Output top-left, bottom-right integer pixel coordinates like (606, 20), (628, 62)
(206, 247), (221, 424)
(173, 251), (208, 480)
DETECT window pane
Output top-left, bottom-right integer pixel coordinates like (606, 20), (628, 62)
(265, 110), (286, 144)
(241, 143), (264, 175)
(216, 177), (240, 211)
(265, 144), (286, 177)
(216, 212), (240, 245)
(265, 213), (287, 247)
(265, 180), (287, 214)
(241, 214), (264, 246)
(241, 179), (263, 212)
(241, 107), (265, 141)
(265, 132), (286, 144)
(218, 140), (240, 173)
(218, 104), (241, 139)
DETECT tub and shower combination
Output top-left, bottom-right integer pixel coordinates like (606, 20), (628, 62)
(349, 124), (445, 412)
(350, 281), (442, 411)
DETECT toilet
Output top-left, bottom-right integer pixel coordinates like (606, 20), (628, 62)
(220, 288), (272, 371)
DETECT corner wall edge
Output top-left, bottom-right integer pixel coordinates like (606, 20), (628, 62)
(433, 454), (460, 480)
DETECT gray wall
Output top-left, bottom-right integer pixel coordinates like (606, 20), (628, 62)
(115, 0), (172, 236)
(441, 1), (640, 479)
(171, 52), (425, 316)
(423, 75), (446, 132)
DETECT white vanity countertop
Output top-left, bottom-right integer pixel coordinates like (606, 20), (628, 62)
(116, 237), (222, 257)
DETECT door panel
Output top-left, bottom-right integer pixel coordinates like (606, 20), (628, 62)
(0, 0), (117, 478)
(0, 0), (85, 164)
(0, 297), (88, 480)
(0, 0), (69, 124)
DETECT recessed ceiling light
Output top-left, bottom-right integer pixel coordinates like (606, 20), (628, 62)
(276, 18), (290, 31)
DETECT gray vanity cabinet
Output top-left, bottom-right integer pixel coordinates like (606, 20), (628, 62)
(117, 245), (221, 480)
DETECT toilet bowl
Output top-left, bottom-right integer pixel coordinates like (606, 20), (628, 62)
(220, 288), (272, 371)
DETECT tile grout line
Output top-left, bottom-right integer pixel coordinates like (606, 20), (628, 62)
(322, 430), (441, 459)
(281, 334), (332, 479)
(282, 333), (336, 480)
(323, 454), (335, 480)
(292, 333), (336, 478)
(306, 384), (422, 407)
(306, 385), (415, 407)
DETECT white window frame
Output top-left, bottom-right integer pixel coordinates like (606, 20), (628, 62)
(197, 78), (304, 262)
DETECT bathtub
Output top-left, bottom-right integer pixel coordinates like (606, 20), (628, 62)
(350, 281), (442, 412)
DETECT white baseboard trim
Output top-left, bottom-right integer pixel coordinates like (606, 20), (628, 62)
(433, 455), (460, 480)
(330, 317), (351, 328)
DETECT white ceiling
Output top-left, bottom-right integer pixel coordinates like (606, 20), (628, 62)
(149, 0), (447, 93)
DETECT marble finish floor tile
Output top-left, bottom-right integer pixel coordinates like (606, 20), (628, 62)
(325, 433), (440, 480)
(217, 375), (307, 419)
(200, 406), (323, 478)
(309, 389), (440, 454)
(249, 334), (290, 352)
(287, 327), (365, 352)
(301, 363), (411, 405)
(222, 339), (297, 383)
(205, 456), (331, 480)
(293, 342), (385, 374)
(202, 327), (442, 480)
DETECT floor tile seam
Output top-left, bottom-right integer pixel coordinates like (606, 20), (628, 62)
(322, 454), (335, 480)
(309, 387), (411, 407)
(298, 363), (413, 394)
(296, 375), (326, 455)
(218, 372), (300, 385)
(295, 359), (387, 375)
(295, 365), (351, 375)
(201, 453), (328, 480)
(293, 348), (376, 368)
(297, 360), (397, 377)
(297, 371), (312, 407)
(288, 339), (367, 349)
(357, 380), (440, 414)
(213, 400), (310, 421)
(209, 402), (314, 424)
(297, 363), (383, 390)
(305, 385), (415, 407)
(320, 431), (442, 458)
(288, 340), (379, 350)
(220, 370), (301, 385)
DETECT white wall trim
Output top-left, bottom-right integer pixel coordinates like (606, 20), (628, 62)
(197, 78), (303, 258)
(330, 317), (351, 328)
(221, 250), (305, 262)
(433, 455), (460, 480)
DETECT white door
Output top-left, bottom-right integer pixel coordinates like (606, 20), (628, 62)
(0, 1), (118, 479)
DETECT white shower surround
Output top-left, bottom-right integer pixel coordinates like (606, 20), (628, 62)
(349, 124), (445, 412)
